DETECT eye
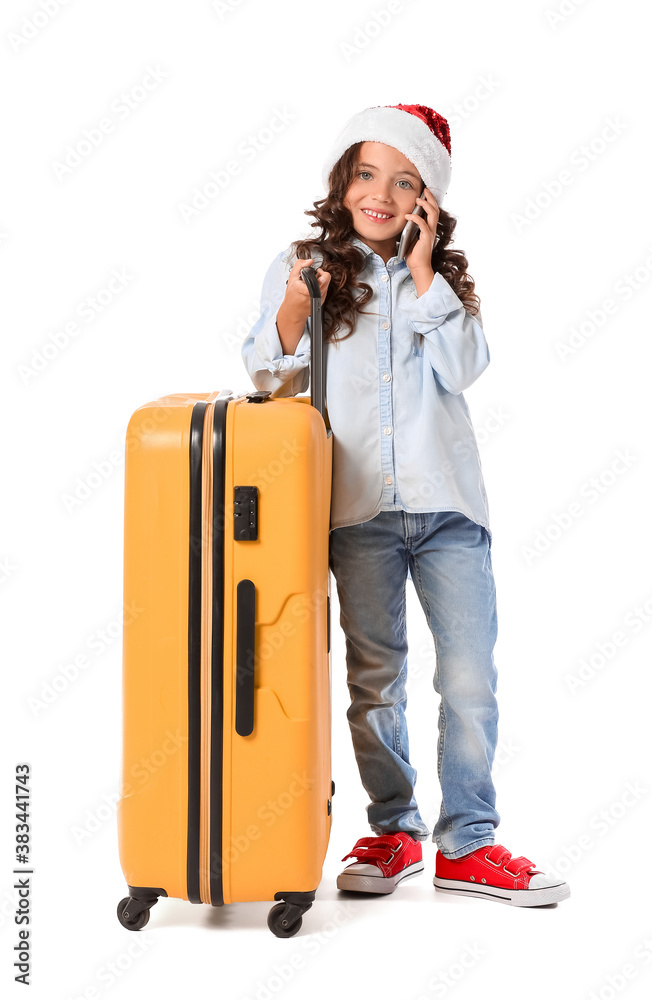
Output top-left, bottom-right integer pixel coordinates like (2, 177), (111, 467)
(357, 170), (413, 189)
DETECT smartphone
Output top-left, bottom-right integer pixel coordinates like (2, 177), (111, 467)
(396, 186), (426, 261)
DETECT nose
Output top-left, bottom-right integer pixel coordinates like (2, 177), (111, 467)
(368, 181), (393, 203)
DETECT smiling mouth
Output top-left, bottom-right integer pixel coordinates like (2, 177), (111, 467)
(361, 208), (394, 222)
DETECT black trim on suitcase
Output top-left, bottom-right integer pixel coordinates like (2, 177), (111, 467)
(187, 402), (207, 904)
(210, 399), (229, 906)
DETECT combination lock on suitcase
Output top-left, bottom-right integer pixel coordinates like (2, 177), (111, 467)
(116, 266), (333, 937)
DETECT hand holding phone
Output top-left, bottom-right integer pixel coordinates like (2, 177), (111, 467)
(397, 186), (427, 261)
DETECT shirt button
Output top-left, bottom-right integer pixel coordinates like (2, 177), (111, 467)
(382, 372), (391, 382)
(381, 321), (390, 330)
(384, 426), (392, 435)
(381, 274), (388, 282)
(385, 476), (393, 485)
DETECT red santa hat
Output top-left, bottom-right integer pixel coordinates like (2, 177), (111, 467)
(322, 103), (452, 206)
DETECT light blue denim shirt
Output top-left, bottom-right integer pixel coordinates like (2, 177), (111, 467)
(240, 236), (491, 535)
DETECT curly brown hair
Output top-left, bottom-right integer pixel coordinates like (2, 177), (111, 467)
(288, 142), (481, 345)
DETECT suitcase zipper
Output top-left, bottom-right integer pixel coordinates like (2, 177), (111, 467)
(187, 398), (228, 906)
(186, 402), (206, 904)
(199, 403), (214, 903)
(209, 399), (229, 905)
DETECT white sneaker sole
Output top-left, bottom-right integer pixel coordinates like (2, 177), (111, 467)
(337, 861), (425, 894)
(433, 875), (570, 906)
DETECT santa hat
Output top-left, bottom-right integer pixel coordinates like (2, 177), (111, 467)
(322, 103), (452, 207)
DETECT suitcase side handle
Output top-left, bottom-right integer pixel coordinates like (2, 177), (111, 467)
(235, 579), (256, 737)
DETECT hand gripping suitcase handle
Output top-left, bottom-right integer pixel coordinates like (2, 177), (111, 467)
(299, 265), (325, 419)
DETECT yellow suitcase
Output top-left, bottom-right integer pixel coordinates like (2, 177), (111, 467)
(116, 267), (333, 937)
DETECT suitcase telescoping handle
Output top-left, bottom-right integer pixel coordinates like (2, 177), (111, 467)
(299, 264), (325, 419)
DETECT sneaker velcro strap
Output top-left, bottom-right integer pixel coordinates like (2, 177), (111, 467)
(341, 846), (395, 864)
(502, 855), (535, 876)
(484, 845), (537, 877)
(484, 844), (512, 867)
(340, 834), (404, 863)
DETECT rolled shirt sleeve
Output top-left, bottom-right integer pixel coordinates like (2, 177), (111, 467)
(241, 250), (311, 397)
(399, 270), (490, 395)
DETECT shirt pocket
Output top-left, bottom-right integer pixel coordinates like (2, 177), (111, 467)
(412, 331), (425, 357)
(403, 278), (424, 356)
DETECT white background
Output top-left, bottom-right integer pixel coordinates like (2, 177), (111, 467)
(2, 0), (652, 997)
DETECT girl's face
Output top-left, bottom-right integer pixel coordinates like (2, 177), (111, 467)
(343, 141), (423, 262)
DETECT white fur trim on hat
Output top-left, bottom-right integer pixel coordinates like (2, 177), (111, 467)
(322, 106), (451, 206)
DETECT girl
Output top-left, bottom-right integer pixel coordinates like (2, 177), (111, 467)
(241, 103), (569, 907)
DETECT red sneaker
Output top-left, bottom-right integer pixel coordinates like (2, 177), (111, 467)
(337, 832), (424, 894)
(434, 843), (570, 906)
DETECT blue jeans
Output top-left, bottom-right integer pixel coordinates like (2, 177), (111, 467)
(328, 509), (500, 858)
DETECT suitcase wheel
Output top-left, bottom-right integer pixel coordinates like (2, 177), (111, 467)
(267, 902), (303, 938)
(267, 891), (316, 938)
(116, 896), (151, 931)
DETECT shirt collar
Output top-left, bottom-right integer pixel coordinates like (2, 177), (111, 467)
(350, 234), (405, 268)
(351, 235), (375, 256)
